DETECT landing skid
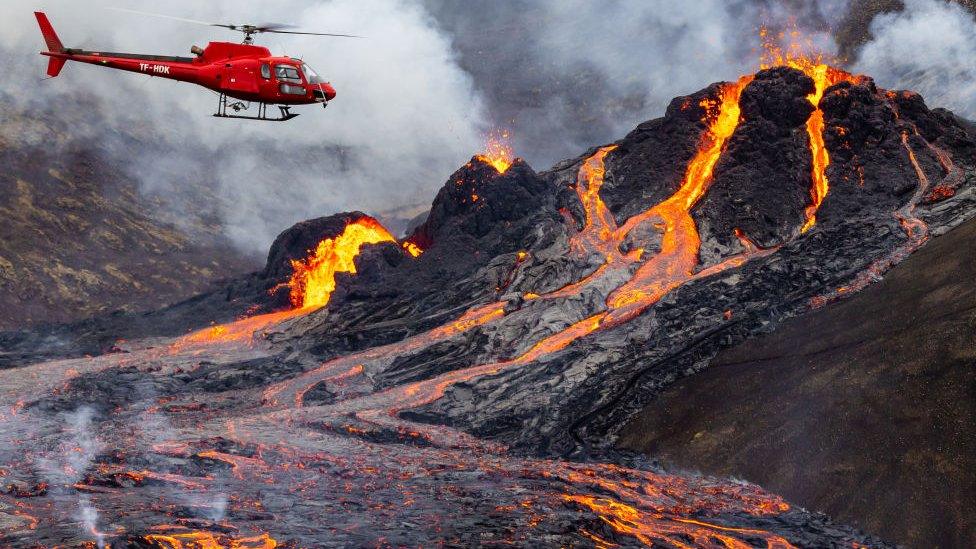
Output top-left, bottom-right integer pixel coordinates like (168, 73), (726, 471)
(213, 94), (299, 122)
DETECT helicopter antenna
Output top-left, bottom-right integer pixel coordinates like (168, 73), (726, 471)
(108, 7), (364, 44)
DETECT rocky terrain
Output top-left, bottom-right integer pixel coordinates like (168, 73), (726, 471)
(1, 58), (975, 547)
(0, 92), (259, 331)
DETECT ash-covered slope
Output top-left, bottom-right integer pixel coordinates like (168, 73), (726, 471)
(0, 92), (258, 331)
(617, 214), (976, 548)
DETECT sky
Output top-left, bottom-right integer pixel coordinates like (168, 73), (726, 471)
(2, 0), (973, 254)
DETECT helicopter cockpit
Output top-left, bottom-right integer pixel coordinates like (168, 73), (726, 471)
(264, 61), (331, 102)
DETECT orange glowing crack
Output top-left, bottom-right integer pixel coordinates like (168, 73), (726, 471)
(402, 240), (423, 258)
(563, 494), (796, 549)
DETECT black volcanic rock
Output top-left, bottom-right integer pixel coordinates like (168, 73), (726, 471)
(407, 157), (561, 270)
(696, 67), (817, 261)
(599, 83), (722, 222)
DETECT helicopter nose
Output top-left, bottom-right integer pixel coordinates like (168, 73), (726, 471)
(319, 83), (337, 101)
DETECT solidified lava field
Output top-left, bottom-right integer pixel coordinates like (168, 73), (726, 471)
(2, 44), (975, 548)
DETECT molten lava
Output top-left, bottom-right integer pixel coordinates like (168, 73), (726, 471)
(175, 217), (403, 347)
(760, 26), (860, 232)
(476, 131), (515, 174)
(143, 531), (277, 549)
(402, 240), (423, 258)
(288, 217), (396, 309)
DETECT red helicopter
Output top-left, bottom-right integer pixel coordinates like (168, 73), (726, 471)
(35, 9), (361, 121)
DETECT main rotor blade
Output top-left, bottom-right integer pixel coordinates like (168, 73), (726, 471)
(107, 7), (237, 31)
(108, 8), (363, 39)
(262, 29), (364, 38)
(253, 23), (298, 31)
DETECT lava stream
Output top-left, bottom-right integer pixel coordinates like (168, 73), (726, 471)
(760, 29), (861, 233)
(175, 217), (402, 348)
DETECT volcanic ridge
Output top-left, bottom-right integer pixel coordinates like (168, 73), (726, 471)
(1, 51), (975, 548)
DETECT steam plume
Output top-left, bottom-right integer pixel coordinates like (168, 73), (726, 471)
(853, 0), (976, 119)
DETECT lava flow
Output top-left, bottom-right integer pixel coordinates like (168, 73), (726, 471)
(760, 26), (860, 232)
(5, 35), (955, 547)
(287, 217), (396, 309)
(176, 217), (400, 347)
(142, 531), (277, 549)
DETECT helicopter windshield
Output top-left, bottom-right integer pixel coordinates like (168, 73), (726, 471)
(302, 63), (324, 84)
(275, 65), (302, 83)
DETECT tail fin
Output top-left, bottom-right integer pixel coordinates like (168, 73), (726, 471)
(35, 12), (64, 53)
(35, 12), (67, 77)
(46, 57), (68, 78)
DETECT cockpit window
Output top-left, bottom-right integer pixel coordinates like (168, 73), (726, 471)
(302, 63), (323, 84)
(275, 65), (302, 83)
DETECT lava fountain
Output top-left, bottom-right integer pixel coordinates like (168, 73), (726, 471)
(476, 130), (515, 174)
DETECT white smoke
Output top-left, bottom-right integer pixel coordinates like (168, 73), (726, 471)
(134, 401), (230, 522)
(423, 0), (845, 167)
(77, 494), (107, 549)
(854, 0), (976, 119)
(33, 406), (105, 548)
(35, 406), (101, 486)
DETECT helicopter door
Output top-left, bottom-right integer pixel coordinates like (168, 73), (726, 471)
(219, 63), (260, 95)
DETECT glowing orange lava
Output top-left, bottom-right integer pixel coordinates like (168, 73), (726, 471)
(179, 309), (309, 346)
(288, 217), (397, 309)
(402, 240), (423, 258)
(476, 130), (515, 174)
(174, 217), (402, 348)
(760, 26), (860, 232)
(563, 494), (796, 548)
(143, 531), (277, 549)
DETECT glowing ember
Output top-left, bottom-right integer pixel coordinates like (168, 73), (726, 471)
(288, 217), (397, 309)
(476, 130), (515, 174)
(402, 240), (424, 258)
(760, 26), (860, 232)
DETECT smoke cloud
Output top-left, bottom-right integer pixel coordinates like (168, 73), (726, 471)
(4, 0), (972, 255)
(853, 0), (976, 119)
(423, 0), (846, 167)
